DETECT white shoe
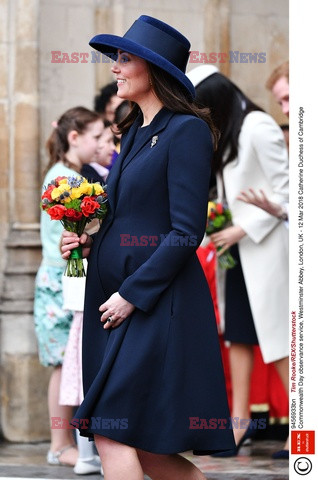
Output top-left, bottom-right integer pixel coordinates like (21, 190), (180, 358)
(47, 444), (77, 466)
(73, 455), (101, 475)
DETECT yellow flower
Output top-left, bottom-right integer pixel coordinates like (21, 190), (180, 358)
(51, 184), (71, 200)
(59, 178), (68, 185)
(207, 201), (216, 215)
(92, 183), (104, 195)
(70, 183), (92, 199)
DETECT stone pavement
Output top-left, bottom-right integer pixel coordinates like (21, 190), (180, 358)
(0, 440), (289, 479)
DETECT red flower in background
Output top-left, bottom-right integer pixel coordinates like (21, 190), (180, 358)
(206, 200), (236, 269)
(215, 203), (224, 214)
(41, 184), (55, 203)
(81, 196), (100, 217)
(65, 209), (83, 221)
(47, 204), (67, 220)
(54, 176), (67, 184)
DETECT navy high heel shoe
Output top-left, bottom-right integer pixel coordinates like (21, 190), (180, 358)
(212, 424), (256, 458)
(272, 449), (289, 460)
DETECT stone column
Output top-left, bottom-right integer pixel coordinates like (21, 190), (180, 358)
(0, 0), (50, 442)
(95, 2), (117, 91)
(0, 0), (10, 298)
(204, 0), (230, 76)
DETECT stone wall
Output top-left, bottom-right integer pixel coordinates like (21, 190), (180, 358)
(0, 0), (288, 441)
(0, 0), (47, 441)
(229, 0), (289, 125)
(39, 0), (97, 174)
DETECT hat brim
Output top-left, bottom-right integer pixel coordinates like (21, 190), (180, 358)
(89, 34), (195, 99)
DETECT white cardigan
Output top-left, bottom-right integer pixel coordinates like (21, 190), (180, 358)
(217, 111), (289, 364)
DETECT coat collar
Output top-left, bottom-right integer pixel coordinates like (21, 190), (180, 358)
(95, 107), (175, 244)
(105, 107), (174, 217)
(119, 106), (174, 167)
(95, 107), (174, 242)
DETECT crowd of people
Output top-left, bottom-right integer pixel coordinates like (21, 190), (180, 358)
(33, 14), (289, 479)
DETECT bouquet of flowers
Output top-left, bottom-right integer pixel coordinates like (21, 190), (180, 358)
(206, 201), (236, 270)
(41, 175), (108, 277)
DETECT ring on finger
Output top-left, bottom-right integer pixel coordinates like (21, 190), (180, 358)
(106, 316), (115, 323)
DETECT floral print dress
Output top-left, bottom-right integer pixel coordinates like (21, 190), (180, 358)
(34, 162), (77, 367)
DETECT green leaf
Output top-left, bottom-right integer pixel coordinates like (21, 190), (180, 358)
(213, 215), (226, 228)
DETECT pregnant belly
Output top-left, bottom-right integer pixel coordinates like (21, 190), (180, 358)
(89, 222), (159, 297)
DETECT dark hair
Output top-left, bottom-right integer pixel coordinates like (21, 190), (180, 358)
(103, 119), (112, 129)
(102, 118), (118, 144)
(94, 81), (118, 113)
(280, 123), (289, 131)
(45, 106), (101, 174)
(114, 100), (131, 125)
(195, 73), (263, 173)
(117, 62), (219, 146)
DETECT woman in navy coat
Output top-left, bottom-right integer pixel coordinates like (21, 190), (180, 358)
(62, 15), (235, 479)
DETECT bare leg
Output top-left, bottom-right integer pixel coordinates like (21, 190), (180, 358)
(274, 356), (289, 450)
(229, 343), (254, 444)
(137, 449), (206, 480)
(274, 356), (289, 393)
(48, 366), (78, 465)
(95, 435), (144, 480)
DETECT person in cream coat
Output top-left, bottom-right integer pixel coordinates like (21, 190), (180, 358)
(188, 65), (289, 459)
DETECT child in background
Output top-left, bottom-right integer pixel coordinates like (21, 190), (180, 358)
(34, 106), (103, 468)
(97, 120), (117, 168)
(59, 119), (116, 475)
(81, 120), (116, 183)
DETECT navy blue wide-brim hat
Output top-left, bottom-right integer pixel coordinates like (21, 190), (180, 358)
(89, 15), (195, 99)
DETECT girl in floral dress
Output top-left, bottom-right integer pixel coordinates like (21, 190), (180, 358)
(34, 106), (103, 467)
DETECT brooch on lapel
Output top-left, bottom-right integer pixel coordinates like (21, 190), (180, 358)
(150, 135), (158, 148)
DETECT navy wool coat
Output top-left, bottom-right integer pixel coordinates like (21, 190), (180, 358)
(73, 107), (235, 455)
